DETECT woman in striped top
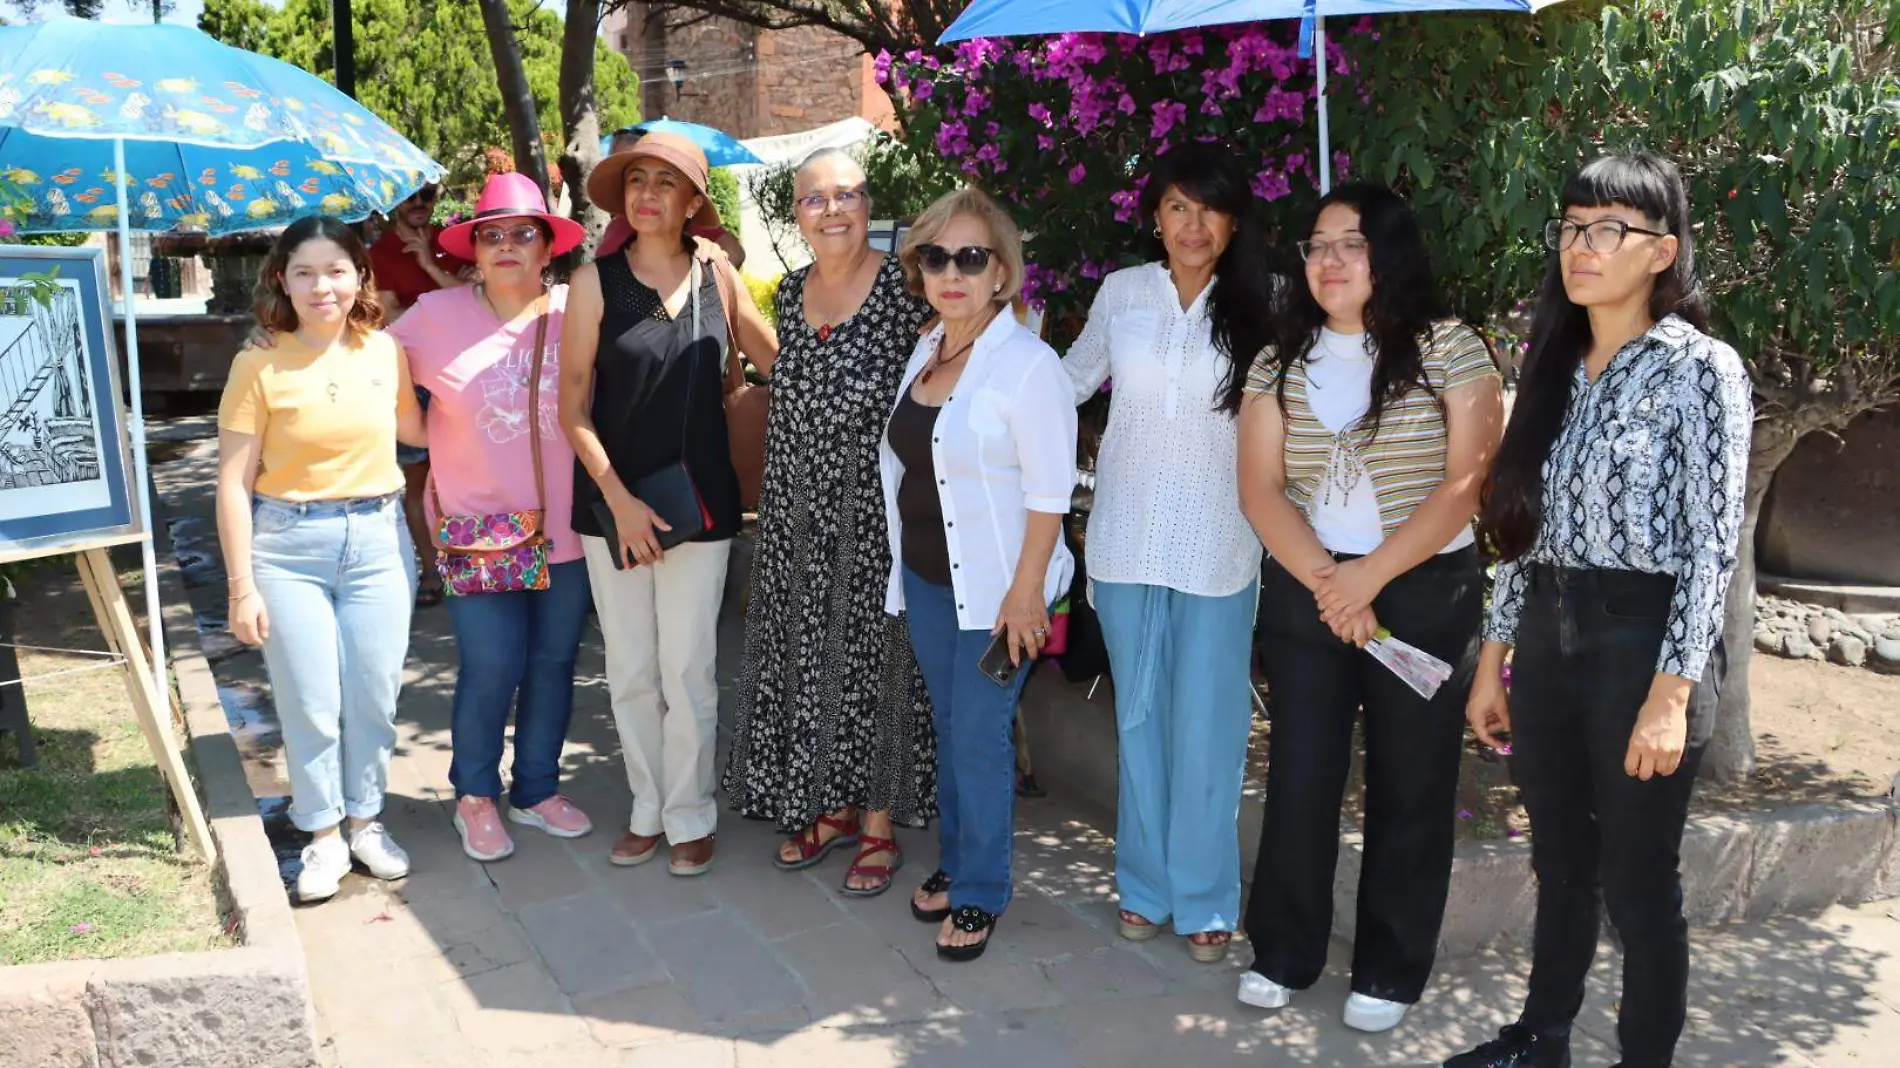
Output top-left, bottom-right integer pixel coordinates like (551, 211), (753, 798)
(1227, 185), (1504, 1032)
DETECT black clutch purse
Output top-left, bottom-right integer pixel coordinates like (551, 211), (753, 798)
(589, 464), (708, 570)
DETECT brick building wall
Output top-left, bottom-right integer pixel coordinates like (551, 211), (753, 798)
(603, 6), (894, 140)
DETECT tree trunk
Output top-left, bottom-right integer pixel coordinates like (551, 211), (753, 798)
(559, 0), (612, 256)
(478, 0), (551, 203)
(1701, 415), (1808, 782)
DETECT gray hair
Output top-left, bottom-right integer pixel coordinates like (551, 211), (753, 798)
(793, 146), (867, 193)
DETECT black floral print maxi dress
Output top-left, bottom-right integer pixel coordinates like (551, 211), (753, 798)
(724, 255), (937, 831)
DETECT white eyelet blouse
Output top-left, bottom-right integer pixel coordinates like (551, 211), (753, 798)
(1065, 263), (1262, 598)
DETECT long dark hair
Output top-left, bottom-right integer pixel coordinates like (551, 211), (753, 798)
(1482, 152), (1707, 560)
(252, 214), (383, 340)
(1219, 184), (1444, 424)
(1139, 142), (1273, 408)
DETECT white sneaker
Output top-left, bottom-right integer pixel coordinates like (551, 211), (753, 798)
(1237, 972), (1292, 1010)
(348, 821), (412, 880)
(1342, 992), (1409, 1033)
(296, 833), (350, 903)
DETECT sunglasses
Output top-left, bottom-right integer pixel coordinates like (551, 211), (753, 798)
(474, 224), (545, 248)
(408, 187), (440, 206)
(915, 244), (995, 275)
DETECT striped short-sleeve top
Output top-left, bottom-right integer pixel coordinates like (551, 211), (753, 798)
(1243, 321), (1498, 540)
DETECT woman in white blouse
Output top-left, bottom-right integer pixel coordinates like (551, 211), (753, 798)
(1064, 142), (1275, 964)
(880, 187), (1077, 963)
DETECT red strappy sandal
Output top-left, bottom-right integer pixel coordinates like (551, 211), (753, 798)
(772, 812), (860, 872)
(840, 834), (904, 899)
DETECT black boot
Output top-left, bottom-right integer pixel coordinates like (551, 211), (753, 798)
(1443, 1024), (1571, 1068)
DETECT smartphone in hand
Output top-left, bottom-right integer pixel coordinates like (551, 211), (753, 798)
(978, 630), (1027, 688)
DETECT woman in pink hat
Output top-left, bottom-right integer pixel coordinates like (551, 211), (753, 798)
(388, 172), (598, 861)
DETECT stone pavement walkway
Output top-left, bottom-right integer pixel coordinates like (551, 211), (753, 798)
(149, 425), (1900, 1068)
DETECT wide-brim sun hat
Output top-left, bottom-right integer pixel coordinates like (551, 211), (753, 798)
(438, 172), (588, 261)
(585, 130), (722, 233)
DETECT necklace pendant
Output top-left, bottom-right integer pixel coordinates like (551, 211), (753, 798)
(919, 366), (933, 384)
(817, 323), (832, 342)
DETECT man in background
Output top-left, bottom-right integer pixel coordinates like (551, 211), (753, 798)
(368, 183), (470, 609)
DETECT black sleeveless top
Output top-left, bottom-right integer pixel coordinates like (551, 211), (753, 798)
(571, 250), (741, 543)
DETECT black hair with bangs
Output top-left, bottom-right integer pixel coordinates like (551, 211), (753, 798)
(1482, 151), (1707, 560)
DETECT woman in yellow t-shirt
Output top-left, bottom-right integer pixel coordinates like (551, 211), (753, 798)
(216, 215), (426, 905)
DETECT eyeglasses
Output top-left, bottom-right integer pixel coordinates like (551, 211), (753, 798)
(1296, 236), (1369, 263)
(474, 224), (545, 248)
(915, 244), (994, 275)
(1544, 218), (1668, 253)
(795, 189), (867, 215)
(408, 187), (440, 206)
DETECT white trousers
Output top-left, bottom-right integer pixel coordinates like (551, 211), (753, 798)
(582, 535), (731, 842)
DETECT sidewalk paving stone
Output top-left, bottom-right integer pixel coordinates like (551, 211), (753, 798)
(149, 436), (1900, 1068)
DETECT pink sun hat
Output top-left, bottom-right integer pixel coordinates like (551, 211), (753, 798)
(438, 172), (588, 261)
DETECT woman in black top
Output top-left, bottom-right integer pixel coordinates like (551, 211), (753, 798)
(1445, 153), (1752, 1068)
(559, 132), (777, 878)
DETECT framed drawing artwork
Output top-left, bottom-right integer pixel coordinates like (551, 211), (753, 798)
(0, 245), (143, 565)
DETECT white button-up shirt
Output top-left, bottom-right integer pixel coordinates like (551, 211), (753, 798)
(880, 312), (1078, 630)
(1065, 263), (1262, 598)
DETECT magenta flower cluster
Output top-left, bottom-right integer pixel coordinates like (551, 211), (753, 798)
(881, 21), (1372, 315)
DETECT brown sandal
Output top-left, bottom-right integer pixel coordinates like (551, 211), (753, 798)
(840, 834), (903, 898)
(1119, 909), (1162, 942)
(1186, 929), (1231, 963)
(774, 812), (859, 871)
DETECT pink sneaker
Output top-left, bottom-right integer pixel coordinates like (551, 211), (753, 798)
(509, 795), (594, 839)
(453, 796), (515, 862)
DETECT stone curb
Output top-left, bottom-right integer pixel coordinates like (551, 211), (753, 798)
(1022, 673), (1900, 959)
(0, 495), (320, 1068)
(1340, 799), (1900, 957)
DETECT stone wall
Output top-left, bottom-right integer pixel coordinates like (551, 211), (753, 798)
(611, 6), (887, 140)
(1759, 406), (1900, 586)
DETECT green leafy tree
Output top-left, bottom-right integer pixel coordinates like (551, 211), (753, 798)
(1334, 0), (1899, 779)
(197, 0), (641, 196)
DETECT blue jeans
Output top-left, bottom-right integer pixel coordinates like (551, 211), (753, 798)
(1094, 579), (1259, 936)
(444, 560), (593, 808)
(251, 493), (414, 833)
(901, 567), (1029, 915)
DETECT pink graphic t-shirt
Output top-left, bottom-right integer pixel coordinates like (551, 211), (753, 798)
(388, 284), (583, 565)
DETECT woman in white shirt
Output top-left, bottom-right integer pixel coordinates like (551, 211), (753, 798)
(1231, 185), (1504, 1033)
(880, 188), (1077, 963)
(1064, 142), (1274, 965)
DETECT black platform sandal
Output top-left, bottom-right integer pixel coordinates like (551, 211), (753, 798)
(936, 905), (997, 962)
(910, 869), (952, 923)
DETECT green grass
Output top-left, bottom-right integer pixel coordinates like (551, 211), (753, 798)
(0, 563), (229, 965)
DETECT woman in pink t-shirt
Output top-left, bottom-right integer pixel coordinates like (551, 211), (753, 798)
(389, 173), (595, 862)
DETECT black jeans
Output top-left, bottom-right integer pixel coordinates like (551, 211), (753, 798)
(1511, 565), (1722, 1068)
(1244, 547), (1482, 1003)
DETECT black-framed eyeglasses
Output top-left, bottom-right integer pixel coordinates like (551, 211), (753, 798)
(1544, 218), (1668, 253)
(408, 187), (440, 206)
(795, 189), (867, 215)
(474, 224), (545, 248)
(1296, 236), (1370, 263)
(915, 244), (994, 275)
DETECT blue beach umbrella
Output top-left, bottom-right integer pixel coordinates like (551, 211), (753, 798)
(600, 117), (764, 166)
(0, 15), (445, 234)
(0, 15), (446, 700)
(939, 0), (1571, 192)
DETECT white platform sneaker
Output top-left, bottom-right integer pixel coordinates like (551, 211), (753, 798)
(1342, 992), (1409, 1033)
(1236, 972), (1293, 1010)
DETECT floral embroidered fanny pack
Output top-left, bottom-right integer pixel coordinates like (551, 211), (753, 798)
(431, 304), (552, 597)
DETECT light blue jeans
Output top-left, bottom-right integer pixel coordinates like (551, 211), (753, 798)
(251, 493), (414, 833)
(1093, 578), (1259, 935)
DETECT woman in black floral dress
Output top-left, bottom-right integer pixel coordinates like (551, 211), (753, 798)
(724, 149), (936, 896)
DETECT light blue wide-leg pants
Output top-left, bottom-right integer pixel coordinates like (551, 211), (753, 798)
(1094, 578), (1258, 935)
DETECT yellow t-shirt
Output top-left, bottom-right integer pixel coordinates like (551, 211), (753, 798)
(217, 330), (418, 501)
